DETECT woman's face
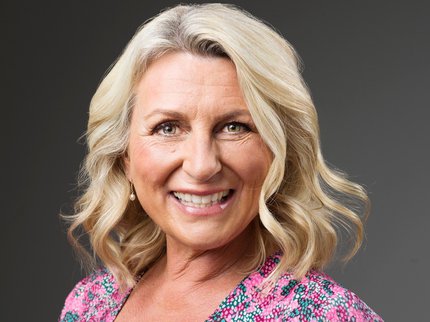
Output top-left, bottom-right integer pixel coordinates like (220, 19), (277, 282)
(125, 52), (272, 251)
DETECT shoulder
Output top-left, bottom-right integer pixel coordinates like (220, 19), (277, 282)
(273, 270), (383, 321)
(59, 268), (130, 322)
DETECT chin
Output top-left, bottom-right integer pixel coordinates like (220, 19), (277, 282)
(172, 224), (251, 253)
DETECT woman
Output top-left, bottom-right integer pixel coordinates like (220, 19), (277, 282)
(60, 3), (382, 321)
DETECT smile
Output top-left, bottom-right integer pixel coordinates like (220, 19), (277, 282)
(172, 190), (231, 208)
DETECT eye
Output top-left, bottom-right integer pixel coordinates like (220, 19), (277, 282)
(153, 122), (179, 136)
(222, 122), (250, 134)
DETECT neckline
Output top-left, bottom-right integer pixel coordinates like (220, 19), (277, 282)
(205, 252), (282, 321)
(114, 252), (282, 321)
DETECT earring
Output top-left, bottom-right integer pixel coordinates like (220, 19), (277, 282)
(129, 182), (136, 201)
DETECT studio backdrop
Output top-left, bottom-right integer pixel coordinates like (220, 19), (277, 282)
(5, 1), (429, 320)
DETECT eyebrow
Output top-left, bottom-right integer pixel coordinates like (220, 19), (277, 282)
(142, 108), (253, 122)
(143, 109), (184, 120)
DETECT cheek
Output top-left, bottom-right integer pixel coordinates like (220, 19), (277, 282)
(128, 138), (179, 185)
(223, 139), (272, 185)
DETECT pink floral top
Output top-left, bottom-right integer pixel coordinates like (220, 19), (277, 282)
(60, 253), (382, 321)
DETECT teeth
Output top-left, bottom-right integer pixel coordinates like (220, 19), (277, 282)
(173, 190), (230, 207)
(211, 193), (219, 202)
(201, 195), (211, 203)
(191, 194), (201, 203)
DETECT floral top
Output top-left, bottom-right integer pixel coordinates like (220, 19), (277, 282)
(60, 254), (382, 321)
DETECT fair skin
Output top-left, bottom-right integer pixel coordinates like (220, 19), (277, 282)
(118, 52), (272, 321)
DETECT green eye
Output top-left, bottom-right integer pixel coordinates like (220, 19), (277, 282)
(227, 124), (241, 132)
(223, 122), (250, 133)
(154, 122), (178, 136)
(161, 124), (176, 134)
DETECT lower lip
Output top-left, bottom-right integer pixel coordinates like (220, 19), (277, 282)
(170, 192), (234, 216)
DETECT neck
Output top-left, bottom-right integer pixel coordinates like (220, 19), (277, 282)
(151, 226), (255, 286)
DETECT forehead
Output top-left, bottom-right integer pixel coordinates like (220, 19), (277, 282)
(134, 52), (249, 116)
(140, 52), (238, 85)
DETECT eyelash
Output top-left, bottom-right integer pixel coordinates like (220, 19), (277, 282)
(151, 120), (252, 136)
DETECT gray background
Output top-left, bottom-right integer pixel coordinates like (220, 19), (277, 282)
(4, 1), (429, 320)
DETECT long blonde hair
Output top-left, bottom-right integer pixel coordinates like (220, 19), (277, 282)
(66, 3), (369, 288)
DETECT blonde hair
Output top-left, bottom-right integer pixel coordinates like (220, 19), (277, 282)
(66, 3), (369, 288)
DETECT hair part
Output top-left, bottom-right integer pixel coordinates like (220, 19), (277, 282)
(64, 3), (369, 289)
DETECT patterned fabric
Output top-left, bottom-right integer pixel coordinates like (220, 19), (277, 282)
(60, 254), (382, 321)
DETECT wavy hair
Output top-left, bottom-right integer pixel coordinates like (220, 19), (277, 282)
(65, 3), (369, 288)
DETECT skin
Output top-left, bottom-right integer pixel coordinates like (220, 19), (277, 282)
(118, 52), (272, 321)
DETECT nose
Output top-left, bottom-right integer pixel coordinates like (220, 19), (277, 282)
(182, 134), (222, 182)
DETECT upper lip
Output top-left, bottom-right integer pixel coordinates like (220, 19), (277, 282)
(170, 189), (232, 195)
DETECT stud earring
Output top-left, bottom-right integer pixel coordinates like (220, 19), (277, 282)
(129, 182), (136, 201)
